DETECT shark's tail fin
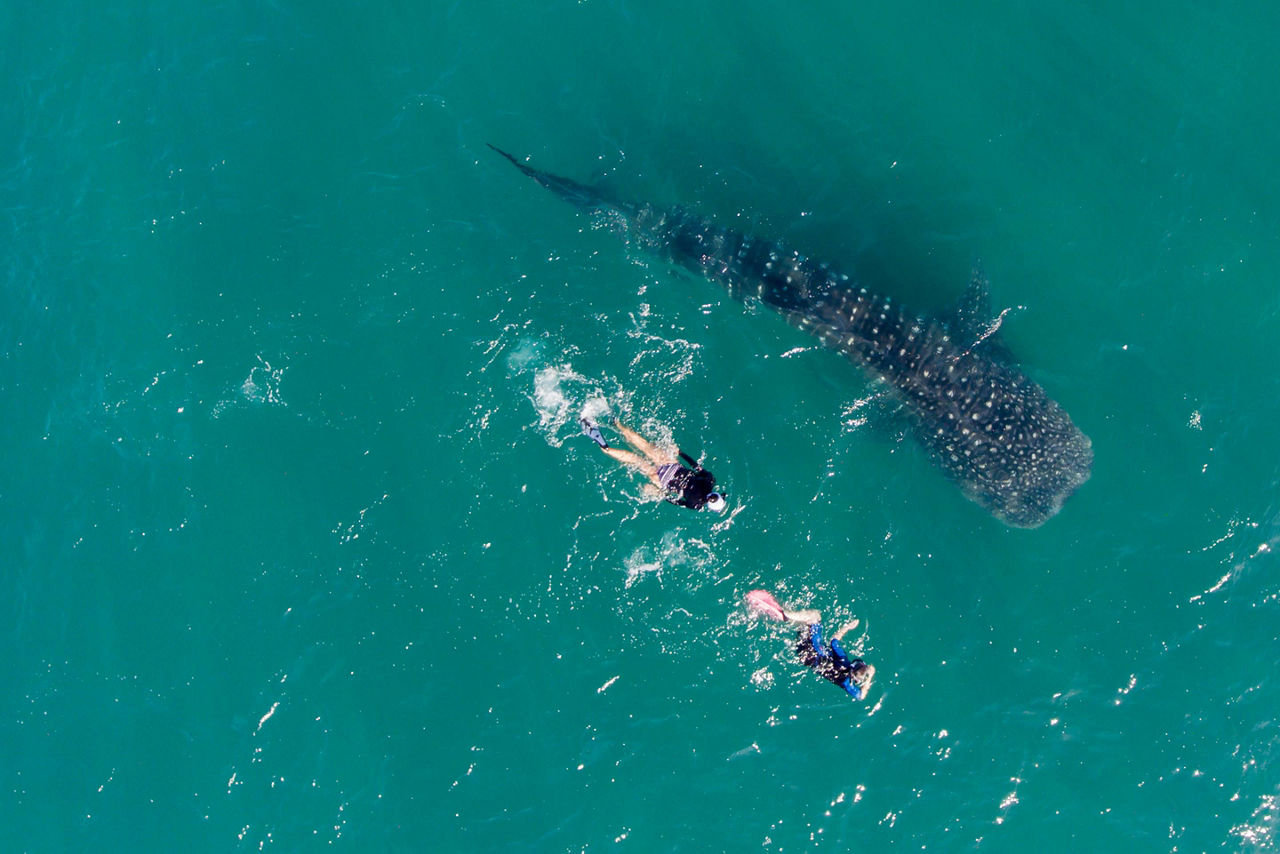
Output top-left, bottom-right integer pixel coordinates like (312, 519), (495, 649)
(487, 144), (624, 214)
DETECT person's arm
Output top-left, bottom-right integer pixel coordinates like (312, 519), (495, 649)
(840, 679), (864, 700)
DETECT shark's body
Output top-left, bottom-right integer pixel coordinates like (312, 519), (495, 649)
(491, 146), (1092, 527)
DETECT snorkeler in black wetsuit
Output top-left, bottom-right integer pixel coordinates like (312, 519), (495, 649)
(653, 451), (721, 511)
(580, 417), (726, 512)
(745, 589), (876, 701)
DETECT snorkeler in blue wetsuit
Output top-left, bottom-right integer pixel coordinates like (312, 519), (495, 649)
(746, 589), (876, 701)
(795, 621), (872, 700)
(580, 416), (726, 513)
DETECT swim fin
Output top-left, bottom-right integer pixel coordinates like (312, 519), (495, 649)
(580, 417), (608, 449)
(745, 590), (787, 621)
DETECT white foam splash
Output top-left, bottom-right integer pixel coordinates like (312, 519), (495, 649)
(255, 701), (279, 734)
(242, 355), (286, 406)
(212, 355), (288, 418)
(622, 530), (713, 589)
(995, 776), (1023, 825)
(505, 337), (543, 373)
(622, 555), (664, 589)
(580, 395), (612, 423)
(519, 349), (625, 449)
(1113, 673), (1138, 706)
(530, 363), (598, 442)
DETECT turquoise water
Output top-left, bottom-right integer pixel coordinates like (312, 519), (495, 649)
(5, 1), (1279, 850)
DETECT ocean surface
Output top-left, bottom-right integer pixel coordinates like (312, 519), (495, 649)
(4, 1), (1279, 851)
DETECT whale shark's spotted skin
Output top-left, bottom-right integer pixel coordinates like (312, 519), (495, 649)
(490, 147), (1092, 527)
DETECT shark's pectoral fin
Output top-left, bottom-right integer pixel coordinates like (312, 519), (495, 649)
(945, 263), (1021, 360)
(953, 264), (993, 332)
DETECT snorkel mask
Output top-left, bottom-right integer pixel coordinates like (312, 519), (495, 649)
(704, 492), (727, 513)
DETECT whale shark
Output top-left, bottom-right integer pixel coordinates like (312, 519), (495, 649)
(489, 145), (1092, 527)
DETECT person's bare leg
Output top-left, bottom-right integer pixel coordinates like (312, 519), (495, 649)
(602, 447), (657, 481)
(832, 619), (860, 641)
(613, 422), (674, 465)
(786, 608), (822, 625)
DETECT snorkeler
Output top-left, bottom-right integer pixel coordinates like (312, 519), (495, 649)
(745, 589), (875, 701)
(579, 416), (726, 512)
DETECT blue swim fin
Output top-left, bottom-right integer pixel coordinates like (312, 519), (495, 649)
(580, 417), (608, 449)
